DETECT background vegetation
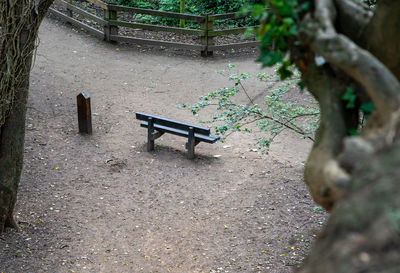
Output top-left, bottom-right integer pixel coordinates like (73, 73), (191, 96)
(113, 0), (262, 14)
(109, 0), (264, 27)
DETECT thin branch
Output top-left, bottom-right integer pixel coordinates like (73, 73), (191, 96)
(239, 81), (254, 105)
(253, 109), (316, 141)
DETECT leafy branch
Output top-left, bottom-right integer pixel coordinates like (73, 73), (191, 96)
(180, 64), (319, 153)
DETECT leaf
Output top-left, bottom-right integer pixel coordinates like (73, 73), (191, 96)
(257, 51), (283, 67)
(312, 206), (324, 212)
(297, 81), (305, 91)
(260, 29), (273, 48)
(250, 4), (265, 18)
(300, 2), (310, 11)
(277, 63), (293, 80)
(282, 17), (294, 25)
(341, 87), (357, 109)
(348, 128), (359, 136)
(360, 102), (375, 114)
(287, 25), (298, 36)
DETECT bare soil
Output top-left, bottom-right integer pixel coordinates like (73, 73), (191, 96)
(0, 17), (326, 273)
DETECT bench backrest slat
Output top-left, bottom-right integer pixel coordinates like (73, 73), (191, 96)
(136, 112), (211, 135)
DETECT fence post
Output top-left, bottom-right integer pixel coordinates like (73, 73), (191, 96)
(207, 16), (214, 56)
(200, 14), (214, 57)
(179, 0), (185, 28)
(66, 0), (73, 18)
(104, 5), (118, 42)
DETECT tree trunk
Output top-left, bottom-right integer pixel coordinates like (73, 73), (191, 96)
(293, 0), (400, 271)
(0, 0), (54, 233)
(291, 0), (400, 211)
(0, 53), (31, 232)
(298, 143), (400, 273)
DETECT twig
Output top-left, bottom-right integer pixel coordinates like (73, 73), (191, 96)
(239, 81), (254, 105)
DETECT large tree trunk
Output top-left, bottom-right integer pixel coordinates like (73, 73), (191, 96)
(298, 143), (400, 273)
(292, 0), (400, 271)
(293, 0), (400, 210)
(0, 51), (31, 232)
(0, 0), (53, 233)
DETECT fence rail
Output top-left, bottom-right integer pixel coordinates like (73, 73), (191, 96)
(107, 4), (205, 21)
(48, 0), (260, 56)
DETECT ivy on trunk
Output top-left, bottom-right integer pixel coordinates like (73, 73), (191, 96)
(0, 0), (54, 233)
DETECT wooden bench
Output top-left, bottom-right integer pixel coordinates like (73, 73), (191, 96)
(136, 112), (220, 159)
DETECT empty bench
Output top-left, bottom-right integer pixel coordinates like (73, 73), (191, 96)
(136, 112), (220, 159)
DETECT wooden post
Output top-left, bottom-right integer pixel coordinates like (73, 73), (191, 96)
(179, 0), (185, 28)
(207, 16), (214, 56)
(200, 14), (213, 57)
(200, 14), (208, 57)
(66, 0), (73, 19)
(77, 91), (92, 134)
(104, 5), (118, 42)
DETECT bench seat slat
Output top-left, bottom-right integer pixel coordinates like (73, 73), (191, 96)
(136, 112), (210, 135)
(140, 122), (219, 143)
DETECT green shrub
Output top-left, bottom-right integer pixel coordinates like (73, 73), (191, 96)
(115, 0), (160, 9)
(113, 0), (261, 27)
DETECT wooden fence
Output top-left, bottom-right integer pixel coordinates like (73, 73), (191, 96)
(48, 0), (260, 56)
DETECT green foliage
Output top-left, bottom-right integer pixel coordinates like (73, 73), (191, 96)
(158, 0), (182, 25)
(253, 0), (374, 77)
(347, 128), (359, 136)
(250, 0), (375, 78)
(341, 87), (357, 109)
(193, 0), (254, 14)
(387, 207), (400, 232)
(360, 102), (375, 118)
(254, 0), (309, 79)
(312, 206), (324, 212)
(341, 86), (375, 117)
(113, 0), (250, 14)
(181, 65), (319, 153)
(113, 0), (260, 27)
(115, 0), (160, 9)
(341, 86), (375, 134)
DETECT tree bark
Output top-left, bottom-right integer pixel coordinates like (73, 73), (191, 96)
(293, 0), (400, 271)
(0, 60), (30, 232)
(298, 143), (400, 273)
(292, 0), (400, 213)
(0, 0), (54, 233)
(361, 0), (400, 81)
(302, 65), (358, 210)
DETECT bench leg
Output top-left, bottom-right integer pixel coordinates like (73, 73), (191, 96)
(147, 117), (155, 152)
(187, 127), (195, 159)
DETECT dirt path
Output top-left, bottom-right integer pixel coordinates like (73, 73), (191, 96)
(0, 18), (326, 273)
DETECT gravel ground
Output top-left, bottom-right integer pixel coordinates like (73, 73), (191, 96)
(0, 17), (326, 273)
